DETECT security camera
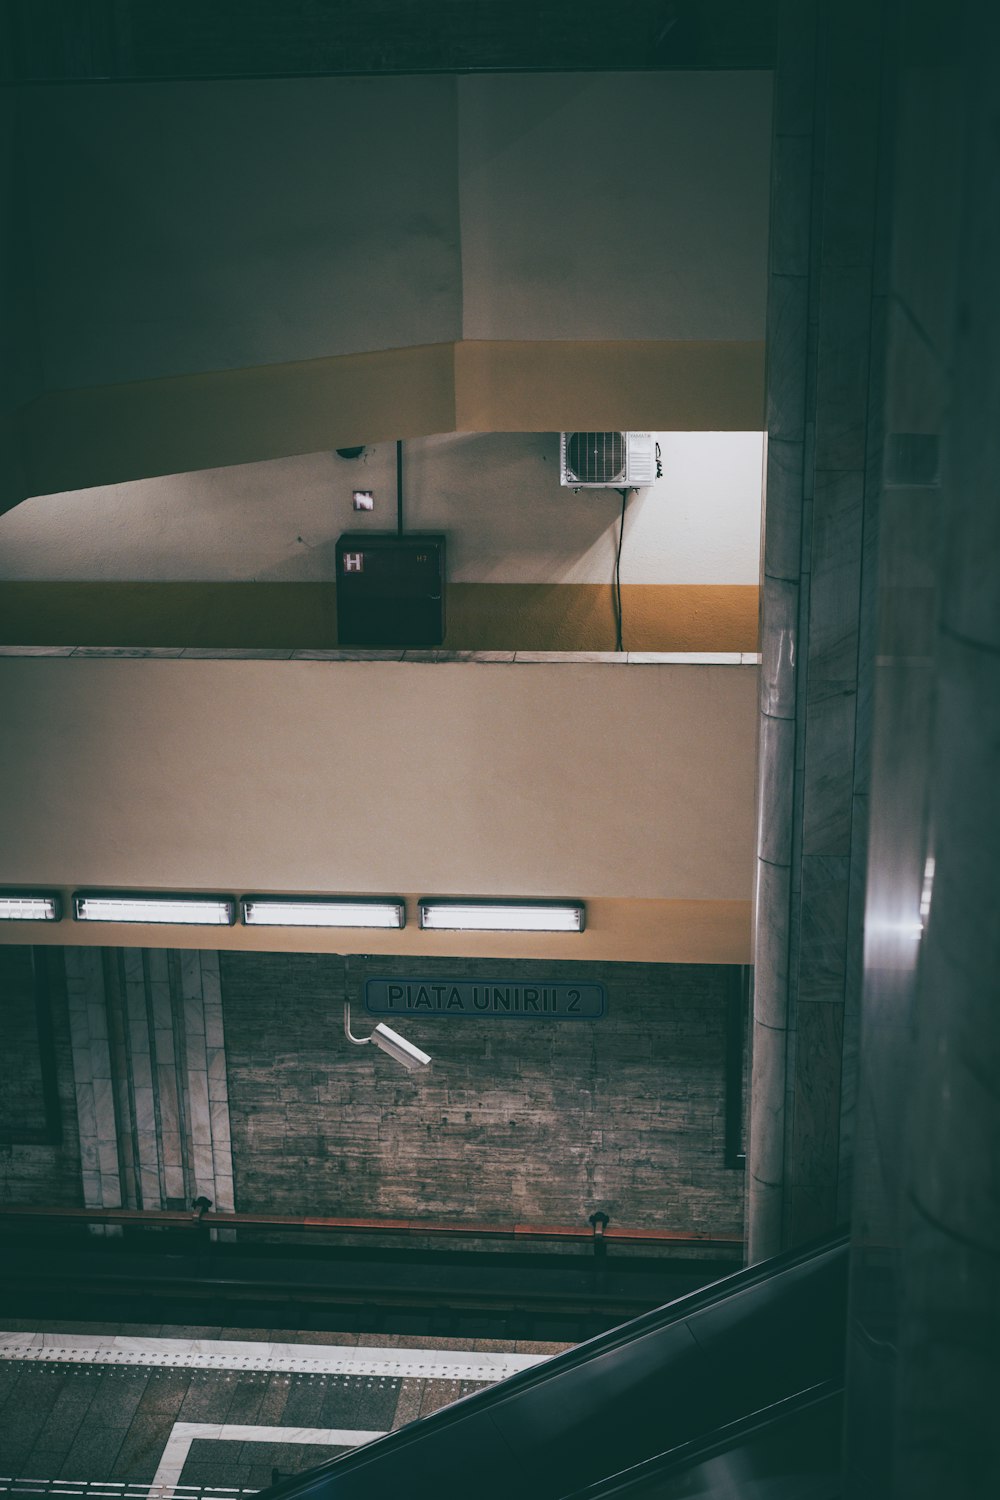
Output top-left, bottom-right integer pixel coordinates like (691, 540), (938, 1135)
(370, 1022), (431, 1071)
(343, 1000), (431, 1071)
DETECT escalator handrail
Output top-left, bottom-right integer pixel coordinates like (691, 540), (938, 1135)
(559, 1379), (844, 1498)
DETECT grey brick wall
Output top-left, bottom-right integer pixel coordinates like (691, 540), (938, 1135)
(221, 954), (745, 1236)
(0, 947), (83, 1205)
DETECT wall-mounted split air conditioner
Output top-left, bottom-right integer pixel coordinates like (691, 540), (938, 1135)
(559, 431), (656, 489)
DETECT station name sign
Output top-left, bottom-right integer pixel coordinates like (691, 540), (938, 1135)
(363, 977), (605, 1020)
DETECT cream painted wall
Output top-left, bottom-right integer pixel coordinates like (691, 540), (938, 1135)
(21, 76), (464, 389)
(0, 432), (763, 586)
(15, 71), (771, 394)
(0, 659), (756, 903)
(458, 72), (772, 341)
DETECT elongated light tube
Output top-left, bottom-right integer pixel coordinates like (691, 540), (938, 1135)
(418, 901), (585, 933)
(242, 897), (405, 929)
(73, 893), (236, 925)
(0, 893), (62, 922)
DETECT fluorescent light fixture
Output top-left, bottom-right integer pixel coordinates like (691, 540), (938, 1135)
(0, 893), (62, 922)
(241, 896), (405, 929)
(418, 900), (585, 933)
(73, 892), (236, 926)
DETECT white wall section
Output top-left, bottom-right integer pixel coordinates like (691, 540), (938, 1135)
(0, 431), (763, 586)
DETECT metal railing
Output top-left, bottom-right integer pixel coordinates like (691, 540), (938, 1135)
(0, 1483), (257, 1500)
(0, 1206), (742, 1254)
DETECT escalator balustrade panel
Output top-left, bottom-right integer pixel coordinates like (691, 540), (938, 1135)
(259, 1235), (848, 1500)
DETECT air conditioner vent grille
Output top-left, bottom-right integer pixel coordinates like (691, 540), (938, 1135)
(559, 432), (655, 489)
(565, 431), (626, 485)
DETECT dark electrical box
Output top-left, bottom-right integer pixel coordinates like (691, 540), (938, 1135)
(335, 532), (446, 648)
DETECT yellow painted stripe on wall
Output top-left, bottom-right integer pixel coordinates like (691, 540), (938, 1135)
(448, 583), (759, 652)
(454, 340), (766, 432)
(0, 581), (759, 653)
(12, 343), (458, 507)
(3, 339), (764, 512)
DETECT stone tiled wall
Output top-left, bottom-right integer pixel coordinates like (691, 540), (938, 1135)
(221, 954), (745, 1234)
(0, 948), (82, 1205)
(748, 0), (887, 1257)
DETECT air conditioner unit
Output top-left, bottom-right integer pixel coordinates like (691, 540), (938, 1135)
(560, 431), (656, 489)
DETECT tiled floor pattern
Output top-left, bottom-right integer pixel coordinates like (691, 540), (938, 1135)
(0, 1335), (546, 1384)
(159, 1427), (387, 1494)
(0, 1324), (567, 1491)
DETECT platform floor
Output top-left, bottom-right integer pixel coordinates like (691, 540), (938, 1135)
(0, 1320), (571, 1490)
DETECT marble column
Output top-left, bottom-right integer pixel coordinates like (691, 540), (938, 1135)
(748, 0), (887, 1260)
(63, 947), (122, 1209)
(60, 947), (235, 1213)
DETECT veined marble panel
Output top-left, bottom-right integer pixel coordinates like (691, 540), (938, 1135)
(819, 28), (881, 273)
(763, 437), (806, 582)
(213, 1170), (235, 1213)
(749, 1008), (790, 1191)
(789, 1002), (844, 1196)
(131, 1048), (154, 1093)
(133, 1084), (156, 1136)
(809, 469), (865, 682)
(753, 857), (792, 1026)
(767, 273), (810, 439)
(802, 686), (859, 856)
(771, 134), (814, 279)
(760, 575), (800, 719)
(154, 1026), (175, 1066)
(757, 712), (797, 867)
(799, 854), (851, 1004)
(179, 951), (205, 1006)
(814, 265), (878, 472)
(187, 1070), (212, 1145)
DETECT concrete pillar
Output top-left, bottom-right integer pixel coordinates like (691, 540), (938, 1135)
(887, 2), (995, 1488)
(748, 0), (887, 1260)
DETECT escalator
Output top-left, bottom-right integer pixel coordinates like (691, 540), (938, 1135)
(261, 1234), (847, 1500)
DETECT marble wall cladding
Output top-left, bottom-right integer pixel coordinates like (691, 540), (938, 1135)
(883, 7), (1000, 1492)
(55, 948), (236, 1215)
(63, 948), (120, 1208)
(762, 438), (805, 581)
(844, 3), (1000, 1495)
(748, 0), (886, 1260)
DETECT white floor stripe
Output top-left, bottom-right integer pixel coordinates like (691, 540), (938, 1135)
(0, 1332), (549, 1384)
(149, 1422), (387, 1496)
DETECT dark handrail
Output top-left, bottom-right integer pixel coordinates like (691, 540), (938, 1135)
(560, 1381), (843, 1499)
(0, 1205), (743, 1252)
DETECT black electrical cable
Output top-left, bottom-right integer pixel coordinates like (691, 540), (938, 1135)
(614, 487), (629, 652)
(396, 440), (404, 535)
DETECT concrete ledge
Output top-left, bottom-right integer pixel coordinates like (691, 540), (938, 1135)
(0, 645), (762, 665)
